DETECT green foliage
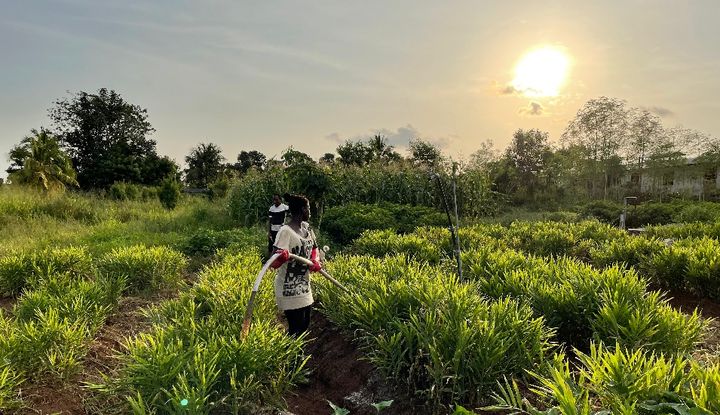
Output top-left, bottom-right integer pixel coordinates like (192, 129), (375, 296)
(351, 229), (443, 264)
(323, 202), (446, 245)
(0, 309), (89, 380)
(227, 165), (285, 225)
(7, 129), (78, 192)
(581, 200), (622, 224)
(208, 177), (230, 201)
(102, 252), (307, 414)
(319, 255), (553, 410)
(181, 228), (264, 257)
(158, 176), (181, 210)
(490, 344), (720, 415)
(97, 245), (187, 293)
(49, 88), (175, 189)
(0, 246), (92, 296)
(0, 367), (22, 410)
(184, 143), (225, 188)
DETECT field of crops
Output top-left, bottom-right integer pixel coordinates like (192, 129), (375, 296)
(1, 186), (719, 414)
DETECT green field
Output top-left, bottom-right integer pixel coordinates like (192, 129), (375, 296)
(0, 187), (719, 414)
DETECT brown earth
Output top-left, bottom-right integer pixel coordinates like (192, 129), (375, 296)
(284, 312), (421, 415)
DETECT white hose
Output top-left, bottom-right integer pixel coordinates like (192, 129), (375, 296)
(253, 252), (280, 291)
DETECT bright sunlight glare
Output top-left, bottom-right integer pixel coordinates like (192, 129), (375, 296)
(512, 46), (570, 97)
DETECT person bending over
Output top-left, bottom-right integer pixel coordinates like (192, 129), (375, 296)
(270, 193), (322, 336)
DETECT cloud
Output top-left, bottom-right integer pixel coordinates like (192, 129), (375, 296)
(499, 84), (521, 95)
(646, 106), (674, 117)
(325, 132), (343, 144)
(519, 101), (544, 116)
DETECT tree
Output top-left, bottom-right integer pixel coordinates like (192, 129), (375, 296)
(8, 129), (79, 192)
(49, 88), (166, 189)
(626, 108), (664, 171)
(281, 147), (314, 166)
(367, 135), (402, 162)
(503, 129), (551, 200)
(337, 140), (372, 166)
(235, 150), (266, 174)
(184, 143), (225, 188)
(409, 138), (442, 166)
(469, 139), (498, 170)
(158, 176), (181, 210)
(319, 153), (335, 164)
(562, 97), (630, 198)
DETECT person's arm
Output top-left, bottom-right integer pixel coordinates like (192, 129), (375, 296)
(270, 227), (291, 269)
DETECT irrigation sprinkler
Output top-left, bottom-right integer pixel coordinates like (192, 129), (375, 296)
(431, 166), (463, 281)
(241, 252), (350, 337)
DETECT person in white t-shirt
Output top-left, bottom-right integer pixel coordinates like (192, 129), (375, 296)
(269, 193), (322, 336)
(267, 194), (289, 258)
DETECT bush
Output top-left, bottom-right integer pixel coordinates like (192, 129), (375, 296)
(627, 202), (677, 227)
(684, 237), (720, 300)
(208, 177), (230, 201)
(97, 245), (187, 293)
(0, 247), (92, 296)
(323, 202), (446, 245)
(158, 177), (181, 210)
(581, 200), (622, 224)
(104, 252), (307, 414)
(320, 255), (553, 409)
(227, 166), (285, 226)
(181, 228), (265, 257)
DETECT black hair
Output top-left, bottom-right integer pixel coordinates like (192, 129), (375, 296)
(283, 193), (309, 217)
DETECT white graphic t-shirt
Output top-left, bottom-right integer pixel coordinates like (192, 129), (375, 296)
(273, 222), (316, 311)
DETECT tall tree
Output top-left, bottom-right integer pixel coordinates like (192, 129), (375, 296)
(49, 88), (164, 188)
(337, 140), (372, 166)
(184, 143), (225, 188)
(562, 97), (630, 198)
(281, 147), (314, 166)
(235, 150), (266, 174)
(504, 129), (551, 200)
(409, 138), (442, 166)
(8, 129), (78, 192)
(367, 135), (402, 162)
(319, 153), (335, 164)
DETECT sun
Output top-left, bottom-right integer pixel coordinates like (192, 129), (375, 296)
(512, 46), (570, 97)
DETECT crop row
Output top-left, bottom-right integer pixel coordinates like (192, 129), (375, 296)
(97, 250), (307, 414)
(0, 245), (186, 410)
(318, 227), (713, 412)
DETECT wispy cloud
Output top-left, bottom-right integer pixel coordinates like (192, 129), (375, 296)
(325, 124), (456, 151)
(645, 106), (674, 117)
(519, 101), (544, 116)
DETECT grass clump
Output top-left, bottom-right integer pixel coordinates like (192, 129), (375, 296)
(319, 255), (554, 411)
(100, 251), (307, 414)
(0, 246), (92, 296)
(97, 245), (187, 293)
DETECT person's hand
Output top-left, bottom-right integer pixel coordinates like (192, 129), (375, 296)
(268, 232), (273, 241)
(270, 249), (290, 269)
(309, 247), (322, 272)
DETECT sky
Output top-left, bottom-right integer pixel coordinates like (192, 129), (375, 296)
(1, 0), (720, 178)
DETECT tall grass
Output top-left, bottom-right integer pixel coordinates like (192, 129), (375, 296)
(97, 245), (187, 293)
(318, 255), (554, 411)
(101, 251), (307, 414)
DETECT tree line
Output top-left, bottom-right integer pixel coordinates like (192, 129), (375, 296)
(4, 89), (719, 209)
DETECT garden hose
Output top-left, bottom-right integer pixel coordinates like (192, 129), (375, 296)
(240, 253), (349, 337)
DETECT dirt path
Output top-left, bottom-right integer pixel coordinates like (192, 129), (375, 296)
(284, 312), (419, 415)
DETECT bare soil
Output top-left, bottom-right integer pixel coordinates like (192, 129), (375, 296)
(284, 311), (421, 415)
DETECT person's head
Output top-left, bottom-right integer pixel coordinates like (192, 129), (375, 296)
(272, 194), (282, 206)
(283, 193), (310, 222)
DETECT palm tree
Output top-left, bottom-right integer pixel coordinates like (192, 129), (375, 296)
(9, 129), (79, 192)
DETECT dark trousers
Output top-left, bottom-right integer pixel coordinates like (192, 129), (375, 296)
(284, 305), (312, 337)
(268, 230), (278, 258)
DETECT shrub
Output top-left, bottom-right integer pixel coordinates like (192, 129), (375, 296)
(13, 274), (124, 331)
(0, 246), (92, 296)
(0, 309), (89, 380)
(104, 252), (307, 414)
(581, 200), (622, 224)
(323, 202), (446, 245)
(158, 177), (181, 210)
(319, 255), (553, 410)
(589, 236), (665, 269)
(97, 245), (187, 293)
(181, 228), (265, 257)
(351, 230), (443, 263)
(627, 202), (677, 227)
(685, 237), (720, 300)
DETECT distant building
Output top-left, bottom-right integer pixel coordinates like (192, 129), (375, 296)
(623, 160), (720, 198)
